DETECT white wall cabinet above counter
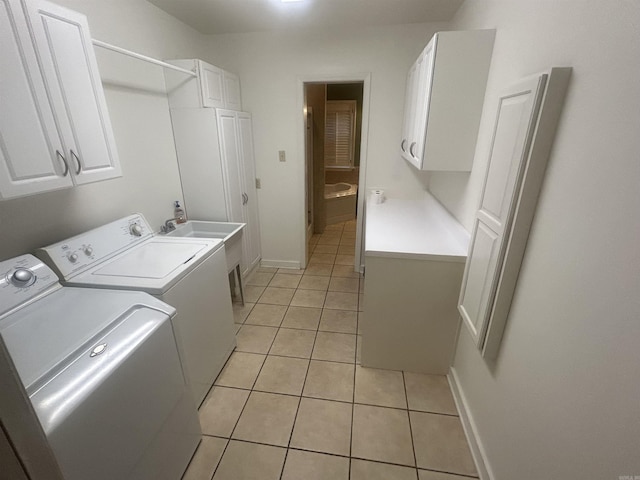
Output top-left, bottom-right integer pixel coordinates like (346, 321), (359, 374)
(0, 0), (121, 200)
(165, 59), (242, 110)
(400, 29), (495, 171)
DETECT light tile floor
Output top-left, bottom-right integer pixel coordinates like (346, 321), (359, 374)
(182, 220), (477, 480)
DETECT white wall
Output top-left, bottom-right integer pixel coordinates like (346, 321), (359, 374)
(438, 2), (640, 479)
(0, 0), (209, 260)
(206, 24), (444, 266)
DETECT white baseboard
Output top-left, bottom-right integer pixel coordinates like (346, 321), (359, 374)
(260, 259), (302, 270)
(448, 367), (493, 480)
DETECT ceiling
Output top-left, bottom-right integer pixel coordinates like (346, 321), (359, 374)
(147, 0), (465, 35)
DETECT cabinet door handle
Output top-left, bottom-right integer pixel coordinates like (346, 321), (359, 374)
(56, 150), (69, 176)
(401, 139), (407, 152)
(71, 150), (82, 175)
(409, 142), (417, 157)
(242, 193), (248, 205)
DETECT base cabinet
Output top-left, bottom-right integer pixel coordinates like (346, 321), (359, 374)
(0, 0), (120, 200)
(361, 192), (469, 374)
(362, 255), (464, 374)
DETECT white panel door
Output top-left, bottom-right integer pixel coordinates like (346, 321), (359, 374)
(238, 112), (261, 274)
(459, 73), (546, 348)
(216, 110), (244, 224)
(35, 1), (121, 185)
(199, 62), (225, 108)
(459, 68), (571, 356)
(0, 0), (72, 199)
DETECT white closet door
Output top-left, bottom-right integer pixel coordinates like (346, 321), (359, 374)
(238, 112), (261, 273)
(0, 0), (71, 199)
(216, 110), (244, 223)
(458, 68), (571, 356)
(35, 1), (120, 184)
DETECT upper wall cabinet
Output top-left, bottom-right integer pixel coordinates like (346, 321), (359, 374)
(0, 0), (121, 200)
(165, 59), (242, 111)
(400, 29), (495, 171)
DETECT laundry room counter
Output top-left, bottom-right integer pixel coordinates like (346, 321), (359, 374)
(364, 191), (469, 261)
(361, 192), (470, 374)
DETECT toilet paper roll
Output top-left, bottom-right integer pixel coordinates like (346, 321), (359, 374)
(370, 189), (385, 205)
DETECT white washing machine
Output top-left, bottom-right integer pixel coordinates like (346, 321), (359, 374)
(37, 213), (236, 406)
(0, 254), (201, 480)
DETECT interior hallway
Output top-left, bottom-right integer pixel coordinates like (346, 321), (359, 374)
(181, 221), (477, 479)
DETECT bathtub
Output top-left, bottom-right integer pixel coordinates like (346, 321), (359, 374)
(325, 183), (358, 225)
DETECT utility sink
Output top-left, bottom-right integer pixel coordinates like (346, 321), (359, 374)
(166, 221), (245, 275)
(166, 221), (245, 242)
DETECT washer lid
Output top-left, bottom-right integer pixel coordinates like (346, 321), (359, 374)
(0, 287), (173, 393)
(66, 237), (223, 295)
(93, 241), (207, 279)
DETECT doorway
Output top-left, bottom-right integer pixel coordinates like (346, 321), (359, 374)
(301, 76), (370, 273)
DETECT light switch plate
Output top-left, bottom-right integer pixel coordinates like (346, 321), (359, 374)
(278, 150), (286, 162)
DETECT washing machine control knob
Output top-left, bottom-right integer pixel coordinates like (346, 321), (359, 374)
(130, 224), (143, 236)
(11, 268), (34, 287)
(68, 253), (79, 263)
(83, 246), (93, 256)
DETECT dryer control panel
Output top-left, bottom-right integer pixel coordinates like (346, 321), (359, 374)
(0, 255), (59, 318)
(36, 214), (154, 280)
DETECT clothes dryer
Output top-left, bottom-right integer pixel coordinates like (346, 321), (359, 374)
(0, 254), (200, 480)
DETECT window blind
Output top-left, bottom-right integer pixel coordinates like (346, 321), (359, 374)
(325, 101), (356, 168)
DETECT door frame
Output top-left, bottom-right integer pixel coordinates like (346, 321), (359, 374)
(305, 106), (314, 252)
(296, 73), (371, 272)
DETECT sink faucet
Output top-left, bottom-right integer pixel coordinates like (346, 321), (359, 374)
(160, 218), (177, 233)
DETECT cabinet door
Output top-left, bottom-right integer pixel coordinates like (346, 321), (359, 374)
(0, 0), (72, 199)
(34, 1), (121, 185)
(459, 74), (544, 349)
(216, 110), (244, 223)
(223, 71), (242, 110)
(199, 61), (225, 108)
(411, 39), (436, 166)
(400, 38), (435, 168)
(458, 69), (570, 357)
(238, 113), (261, 273)
(400, 61), (416, 162)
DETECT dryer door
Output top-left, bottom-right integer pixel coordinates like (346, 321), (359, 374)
(30, 308), (200, 480)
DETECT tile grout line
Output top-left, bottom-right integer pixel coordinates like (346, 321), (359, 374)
(278, 293), (321, 480)
(402, 370), (420, 475)
(206, 340), (257, 480)
(213, 382), (460, 418)
(204, 436), (431, 472)
(349, 331), (357, 480)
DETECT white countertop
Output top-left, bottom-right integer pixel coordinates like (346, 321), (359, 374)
(365, 191), (470, 262)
